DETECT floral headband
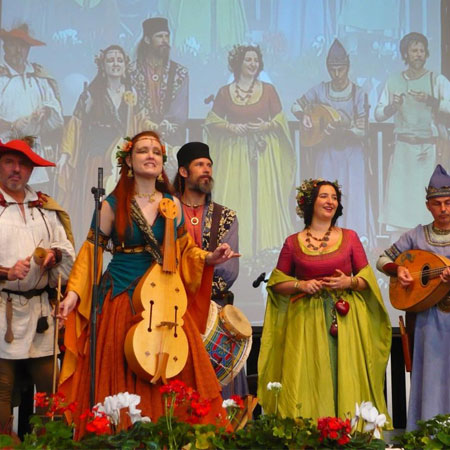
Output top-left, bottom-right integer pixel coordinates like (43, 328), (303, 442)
(115, 136), (167, 167)
(296, 178), (340, 218)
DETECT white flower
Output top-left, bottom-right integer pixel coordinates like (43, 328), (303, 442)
(351, 402), (361, 428)
(222, 399), (238, 409)
(267, 382), (282, 392)
(128, 411), (151, 424)
(374, 413), (387, 428)
(96, 392), (149, 426)
(360, 401), (378, 424)
(363, 412), (387, 438)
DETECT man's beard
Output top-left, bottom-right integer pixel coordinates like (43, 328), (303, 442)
(189, 176), (214, 194)
(149, 44), (170, 64)
(408, 57), (426, 70)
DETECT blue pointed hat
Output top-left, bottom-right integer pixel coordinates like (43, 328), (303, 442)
(426, 165), (450, 199)
(326, 39), (349, 66)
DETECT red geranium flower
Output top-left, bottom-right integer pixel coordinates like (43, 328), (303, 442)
(85, 413), (110, 435)
(230, 395), (244, 410)
(34, 392), (49, 408)
(191, 399), (211, 418)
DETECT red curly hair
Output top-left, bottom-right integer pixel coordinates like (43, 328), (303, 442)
(112, 131), (175, 242)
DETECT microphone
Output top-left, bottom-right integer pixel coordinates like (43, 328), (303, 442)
(252, 272), (267, 288)
(98, 167), (103, 196)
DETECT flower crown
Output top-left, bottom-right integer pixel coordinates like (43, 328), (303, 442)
(296, 178), (340, 218)
(115, 136), (167, 167)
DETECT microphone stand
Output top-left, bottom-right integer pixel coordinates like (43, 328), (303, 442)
(90, 168), (105, 408)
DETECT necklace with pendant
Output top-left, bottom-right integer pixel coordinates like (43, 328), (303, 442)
(136, 191), (157, 203)
(181, 200), (204, 226)
(234, 79), (256, 104)
(305, 227), (332, 251)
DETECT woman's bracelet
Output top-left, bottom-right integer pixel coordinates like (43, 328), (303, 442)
(294, 280), (299, 291)
(350, 276), (359, 290)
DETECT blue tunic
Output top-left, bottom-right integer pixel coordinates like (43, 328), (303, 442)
(295, 81), (373, 242)
(388, 224), (450, 430)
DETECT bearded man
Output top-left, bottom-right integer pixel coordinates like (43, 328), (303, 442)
(132, 17), (188, 147)
(173, 142), (248, 399)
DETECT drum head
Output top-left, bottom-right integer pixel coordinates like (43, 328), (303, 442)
(220, 305), (252, 339)
(202, 301), (219, 339)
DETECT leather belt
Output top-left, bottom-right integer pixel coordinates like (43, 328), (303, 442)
(396, 135), (436, 145)
(113, 245), (148, 254)
(2, 288), (47, 299)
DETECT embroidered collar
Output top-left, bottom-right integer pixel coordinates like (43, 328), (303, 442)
(0, 190), (46, 208)
(423, 223), (450, 247)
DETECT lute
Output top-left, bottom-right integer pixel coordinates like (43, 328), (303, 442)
(389, 249), (450, 312)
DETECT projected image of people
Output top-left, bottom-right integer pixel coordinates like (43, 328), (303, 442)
(58, 44), (134, 234)
(257, 179), (391, 423)
(292, 40), (372, 245)
(0, 24), (64, 190)
(205, 45), (295, 259)
(132, 17), (188, 150)
(375, 32), (450, 233)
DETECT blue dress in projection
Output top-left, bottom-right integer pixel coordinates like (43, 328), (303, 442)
(386, 224), (450, 430)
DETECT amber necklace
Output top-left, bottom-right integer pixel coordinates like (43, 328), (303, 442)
(305, 227), (332, 250)
(135, 191), (157, 203)
(234, 79), (256, 104)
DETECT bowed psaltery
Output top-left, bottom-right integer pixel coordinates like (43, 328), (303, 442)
(125, 198), (189, 383)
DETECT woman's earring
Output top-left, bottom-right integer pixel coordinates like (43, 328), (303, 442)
(127, 167), (134, 178)
(157, 173), (164, 182)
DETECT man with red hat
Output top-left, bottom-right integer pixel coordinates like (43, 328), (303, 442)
(377, 164), (450, 430)
(0, 138), (74, 434)
(0, 24), (64, 187)
(132, 17), (188, 148)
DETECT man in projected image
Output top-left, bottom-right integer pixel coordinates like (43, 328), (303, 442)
(377, 164), (450, 430)
(292, 39), (371, 244)
(173, 142), (249, 399)
(132, 17), (188, 148)
(0, 25), (64, 190)
(375, 32), (450, 233)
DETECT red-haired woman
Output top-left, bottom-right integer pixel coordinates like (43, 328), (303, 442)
(58, 131), (238, 437)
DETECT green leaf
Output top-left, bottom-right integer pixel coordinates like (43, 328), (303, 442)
(0, 435), (14, 447)
(437, 431), (450, 446)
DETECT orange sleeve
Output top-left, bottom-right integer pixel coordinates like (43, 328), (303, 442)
(177, 231), (214, 334)
(59, 240), (103, 388)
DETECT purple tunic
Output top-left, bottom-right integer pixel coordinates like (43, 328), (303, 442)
(387, 224), (450, 430)
(294, 81), (373, 242)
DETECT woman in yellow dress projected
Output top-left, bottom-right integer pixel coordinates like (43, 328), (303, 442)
(205, 45), (295, 258)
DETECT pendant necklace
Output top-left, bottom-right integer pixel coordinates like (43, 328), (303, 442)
(305, 227), (332, 251)
(181, 199), (204, 226)
(234, 79), (256, 104)
(136, 191), (157, 203)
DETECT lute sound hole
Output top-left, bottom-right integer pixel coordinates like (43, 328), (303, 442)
(421, 264), (430, 286)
